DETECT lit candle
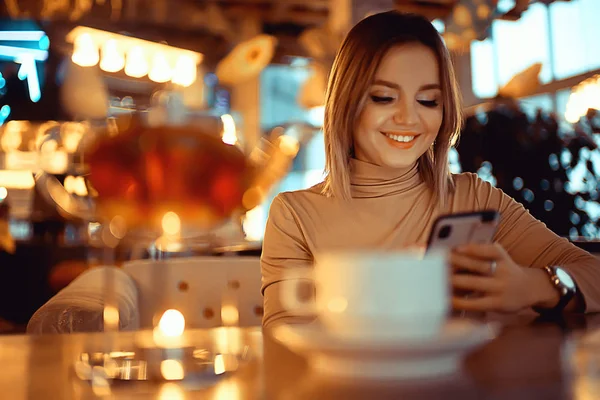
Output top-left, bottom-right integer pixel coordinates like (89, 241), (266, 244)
(152, 309), (186, 349)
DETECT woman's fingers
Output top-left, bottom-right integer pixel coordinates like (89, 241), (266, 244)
(452, 273), (500, 293)
(450, 252), (497, 276)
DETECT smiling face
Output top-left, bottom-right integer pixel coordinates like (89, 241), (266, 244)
(353, 43), (443, 170)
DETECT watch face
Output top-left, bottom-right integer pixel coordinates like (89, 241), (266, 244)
(555, 268), (576, 290)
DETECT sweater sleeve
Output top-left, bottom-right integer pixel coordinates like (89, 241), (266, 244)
(464, 173), (600, 312)
(260, 194), (315, 327)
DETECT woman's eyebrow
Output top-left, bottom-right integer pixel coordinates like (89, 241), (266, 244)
(419, 83), (441, 90)
(371, 79), (441, 91)
(372, 79), (400, 89)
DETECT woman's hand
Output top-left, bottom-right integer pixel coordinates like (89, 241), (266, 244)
(450, 243), (560, 313)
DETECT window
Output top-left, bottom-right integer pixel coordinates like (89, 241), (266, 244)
(255, 65), (326, 239)
(260, 65), (312, 130)
(471, 0), (600, 99)
(470, 39), (498, 98)
(492, 3), (553, 88)
(550, 0), (600, 79)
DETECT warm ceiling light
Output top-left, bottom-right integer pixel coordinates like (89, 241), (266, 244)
(66, 26), (203, 85)
(171, 55), (197, 87)
(124, 46), (148, 78)
(71, 33), (99, 67)
(100, 39), (125, 73)
(148, 51), (172, 83)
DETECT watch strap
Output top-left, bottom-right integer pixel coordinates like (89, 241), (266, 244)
(532, 266), (575, 315)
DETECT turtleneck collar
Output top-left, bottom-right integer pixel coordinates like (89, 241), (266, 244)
(349, 158), (423, 198)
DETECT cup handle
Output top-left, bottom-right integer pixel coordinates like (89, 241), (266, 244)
(280, 269), (316, 316)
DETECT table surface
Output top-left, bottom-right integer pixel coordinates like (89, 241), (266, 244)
(2, 313), (600, 400)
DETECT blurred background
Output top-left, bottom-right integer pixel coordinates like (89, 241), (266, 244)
(0, 0), (598, 331)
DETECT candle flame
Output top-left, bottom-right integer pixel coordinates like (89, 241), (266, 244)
(158, 309), (185, 337)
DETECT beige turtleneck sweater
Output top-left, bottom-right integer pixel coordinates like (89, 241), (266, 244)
(261, 158), (600, 327)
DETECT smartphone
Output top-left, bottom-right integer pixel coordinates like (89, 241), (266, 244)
(426, 210), (500, 253)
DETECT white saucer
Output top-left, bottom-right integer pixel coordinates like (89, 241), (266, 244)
(271, 319), (498, 381)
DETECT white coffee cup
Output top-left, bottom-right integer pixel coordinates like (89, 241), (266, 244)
(280, 250), (449, 340)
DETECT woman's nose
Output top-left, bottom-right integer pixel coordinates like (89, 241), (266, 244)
(392, 99), (419, 127)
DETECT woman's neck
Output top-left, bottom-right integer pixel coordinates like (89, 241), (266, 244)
(349, 158), (422, 198)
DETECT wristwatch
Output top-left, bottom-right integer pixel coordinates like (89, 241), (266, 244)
(532, 266), (577, 315)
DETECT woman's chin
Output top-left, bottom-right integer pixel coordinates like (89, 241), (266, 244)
(379, 154), (419, 170)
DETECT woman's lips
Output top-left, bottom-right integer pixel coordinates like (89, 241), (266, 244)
(381, 131), (418, 150)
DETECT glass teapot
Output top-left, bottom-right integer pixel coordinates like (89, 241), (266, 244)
(37, 92), (306, 246)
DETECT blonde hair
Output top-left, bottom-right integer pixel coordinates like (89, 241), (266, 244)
(322, 11), (463, 206)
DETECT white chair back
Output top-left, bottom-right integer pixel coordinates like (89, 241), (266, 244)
(123, 256), (263, 329)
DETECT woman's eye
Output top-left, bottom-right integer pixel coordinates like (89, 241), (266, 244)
(371, 95), (394, 104)
(417, 99), (439, 108)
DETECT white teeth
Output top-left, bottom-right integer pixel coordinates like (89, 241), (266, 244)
(385, 133), (415, 143)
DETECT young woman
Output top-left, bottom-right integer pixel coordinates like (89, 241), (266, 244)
(261, 11), (600, 327)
